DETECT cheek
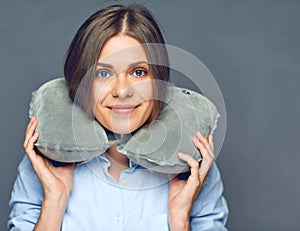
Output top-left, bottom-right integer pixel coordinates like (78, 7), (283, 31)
(92, 81), (111, 108)
(146, 100), (155, 117)
(133, 79), (154, 100)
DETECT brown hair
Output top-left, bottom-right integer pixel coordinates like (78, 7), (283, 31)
(64, 4), (169, 122)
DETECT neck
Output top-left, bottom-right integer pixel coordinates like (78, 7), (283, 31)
(106, 142), (129, 182)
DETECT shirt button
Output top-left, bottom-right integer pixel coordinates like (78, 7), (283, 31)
(115, 215), (122, 221)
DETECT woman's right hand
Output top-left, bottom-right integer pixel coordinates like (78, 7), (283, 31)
(23, 116), (75, 205)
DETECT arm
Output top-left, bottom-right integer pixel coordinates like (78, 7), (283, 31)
(168, 132), (217, 231)
(8, 156), (72, 231)
(8, 156), (43, 230)
(8, 117), (74, 231)
(190, 163), (229, 231)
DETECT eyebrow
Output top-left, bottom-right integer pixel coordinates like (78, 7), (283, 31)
(96, 61), (149, 69)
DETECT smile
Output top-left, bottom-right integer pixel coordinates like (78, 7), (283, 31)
(108, 104), (140, 115)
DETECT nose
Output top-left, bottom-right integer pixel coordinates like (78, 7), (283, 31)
(111, 72), (133, 99)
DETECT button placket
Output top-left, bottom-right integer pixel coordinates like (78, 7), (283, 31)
(114, 214), (122, 221)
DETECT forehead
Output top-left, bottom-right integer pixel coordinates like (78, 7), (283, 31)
(98, 35), (148, 68)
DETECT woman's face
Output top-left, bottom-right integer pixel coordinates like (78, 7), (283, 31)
(93, 35), (154, 134)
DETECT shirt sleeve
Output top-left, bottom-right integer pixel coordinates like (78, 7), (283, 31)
(8, 155), (44, 231)
(190, 163), (229, 231)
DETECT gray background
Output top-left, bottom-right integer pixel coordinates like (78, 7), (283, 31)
(1, 0), (299, 230)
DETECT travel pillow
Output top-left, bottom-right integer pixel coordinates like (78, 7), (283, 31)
(29, 78), (220, 174)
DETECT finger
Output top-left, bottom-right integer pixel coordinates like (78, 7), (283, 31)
(178, 152), (199, 182)
(192, 136), (214, 160)
(25, 132), (39, 153)
(25, 133), (53, 177)
(196, 132), (214, 154)
(25, 132), (40, 162)
(24, 117), (36, 137)
(197, 149), (214, 182)
(25, 117), (33, 133)
(23, 117), (38, 148)
(208, 134), (214, 153)
(196, 132), (211, 150)
(193, 134), (215, 187)
(24, 119), (34, 148)
(192, 137), (214, 180)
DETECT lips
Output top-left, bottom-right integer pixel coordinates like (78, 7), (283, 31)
(108, 104), (139, 115)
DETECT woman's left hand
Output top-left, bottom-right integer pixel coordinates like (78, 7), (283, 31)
(168, 132), (215, 231)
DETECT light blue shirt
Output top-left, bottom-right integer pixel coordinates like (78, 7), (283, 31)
(8, 154), (228, 230)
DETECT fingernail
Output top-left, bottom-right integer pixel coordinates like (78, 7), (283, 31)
(196, 131), (202, 137)
(178, 152), (189, 159)
(178, 152), (184, 157)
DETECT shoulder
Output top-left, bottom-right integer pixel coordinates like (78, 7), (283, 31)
(202, 162), (223, 194)
(192, 162), (227, 213)
(17, 154), (34, 172)
(15, 155), (40, 183)
(10, 155), (43, 203)
(189, 162), (229, 229)
(8, 156), (44, 230)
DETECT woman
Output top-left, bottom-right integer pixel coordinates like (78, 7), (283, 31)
(8, 4), (228, 231)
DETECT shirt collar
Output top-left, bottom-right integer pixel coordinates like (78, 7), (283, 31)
(76, 153), (141, 171)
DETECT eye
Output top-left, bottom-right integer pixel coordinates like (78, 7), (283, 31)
(132, 69), (148, 77)
(95, 70), (112, 78)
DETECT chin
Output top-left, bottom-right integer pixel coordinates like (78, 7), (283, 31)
(108, 122), (141, 135)
(95, 108), (151, 135)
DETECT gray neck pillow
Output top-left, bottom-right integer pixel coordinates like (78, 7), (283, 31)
(30, 78), (220, 174)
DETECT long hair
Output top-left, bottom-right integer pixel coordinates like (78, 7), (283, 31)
(64, 4), (170, 121)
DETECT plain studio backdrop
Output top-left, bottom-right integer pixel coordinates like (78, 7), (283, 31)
(1, 0), (299, 230)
